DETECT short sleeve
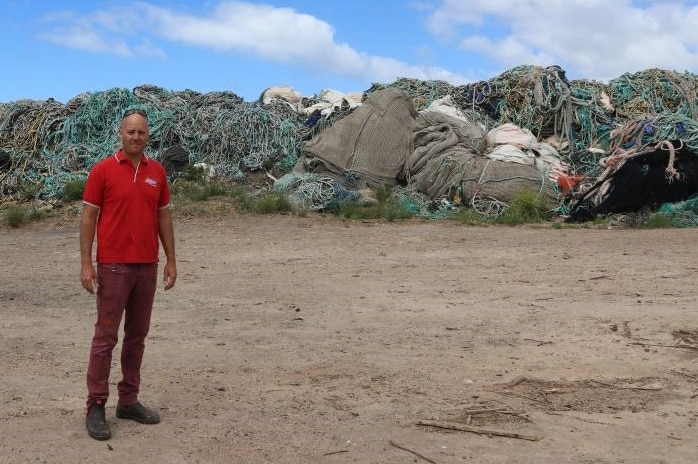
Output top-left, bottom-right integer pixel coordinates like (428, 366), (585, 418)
(157, 164), (171, 208)
(82, 162), (105, 208)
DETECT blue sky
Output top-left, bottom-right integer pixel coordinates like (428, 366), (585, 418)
(3, 0), (698, 103)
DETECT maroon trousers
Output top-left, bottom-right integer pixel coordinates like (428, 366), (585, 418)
(86, 263), (158, 407)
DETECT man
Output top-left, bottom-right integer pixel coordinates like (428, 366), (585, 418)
(80, 108), (177, 440)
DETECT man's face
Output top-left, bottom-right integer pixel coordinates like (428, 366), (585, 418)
(119, 114), (149, 157)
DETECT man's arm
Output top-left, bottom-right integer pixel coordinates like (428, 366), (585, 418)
(80, 205), (99, 294)
(158, 206), (177, 290)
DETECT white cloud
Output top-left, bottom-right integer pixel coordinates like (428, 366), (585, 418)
(40, 25), (132, 57)
(142, 2), (468, 83)
(39, 1), (466, 85)
(427, 0), (698, 80)
(142, 3), (331, 58)
(39, 5), (165, 58)
(33, 0), (698, 89)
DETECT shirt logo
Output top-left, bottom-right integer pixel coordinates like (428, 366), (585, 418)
(145, 177), (159, 188)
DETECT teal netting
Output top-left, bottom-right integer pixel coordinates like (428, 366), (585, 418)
(3, 66), (698, 222)
(0, 85), (309, 199)
(657, 196), (698, 227)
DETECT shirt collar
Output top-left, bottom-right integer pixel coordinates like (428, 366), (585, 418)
(114, 148), (149, 164)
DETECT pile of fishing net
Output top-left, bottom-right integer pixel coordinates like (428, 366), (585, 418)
(0, 85), (310, 200)
(2, 65), (698, 223)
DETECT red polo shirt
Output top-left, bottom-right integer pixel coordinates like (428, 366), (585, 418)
(83, 149), (171, 263)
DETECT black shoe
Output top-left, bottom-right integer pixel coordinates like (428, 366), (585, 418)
(86, 403), (111, 440)
(116, 402), (160, 424)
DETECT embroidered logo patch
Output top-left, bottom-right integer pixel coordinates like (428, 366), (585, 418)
(145, 177), (159, 188)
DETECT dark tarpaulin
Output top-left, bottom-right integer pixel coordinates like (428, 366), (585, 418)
(567, 141), (698, 221)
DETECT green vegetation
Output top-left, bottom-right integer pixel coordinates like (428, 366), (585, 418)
(338, 186), (414, 221)
(445, 208), (489, 225)
(3, 206), (27, 228)
(179, 164), (208, 183)
(238, 192), (294, 214)
(444, 189), (553, 226)
(168, 177), (237, 218)
(0, 172), (689, 230)
(643, 212), (675, 228)
(61, 179), (86, 201)
(171, 179), (227, 202)
(494, 189), (554, 225)
(2, 205), (44, 228)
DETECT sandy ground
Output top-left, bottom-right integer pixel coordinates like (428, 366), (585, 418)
(1, 212), (697, 464)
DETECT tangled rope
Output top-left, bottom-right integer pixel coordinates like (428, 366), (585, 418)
(3, 65), (698, 220)
(0, 86), (311, 200)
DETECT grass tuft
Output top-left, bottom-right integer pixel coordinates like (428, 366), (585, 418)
(61, 179), (86, 201)
(495, 190), (552, 225)
(4, 206), (28, 228)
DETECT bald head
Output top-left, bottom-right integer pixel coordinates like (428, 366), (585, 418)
(119, 111), (149, 159)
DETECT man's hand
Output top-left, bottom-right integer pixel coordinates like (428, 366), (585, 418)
(163, 260), (177, 291)
(81, 262), (97, 294)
